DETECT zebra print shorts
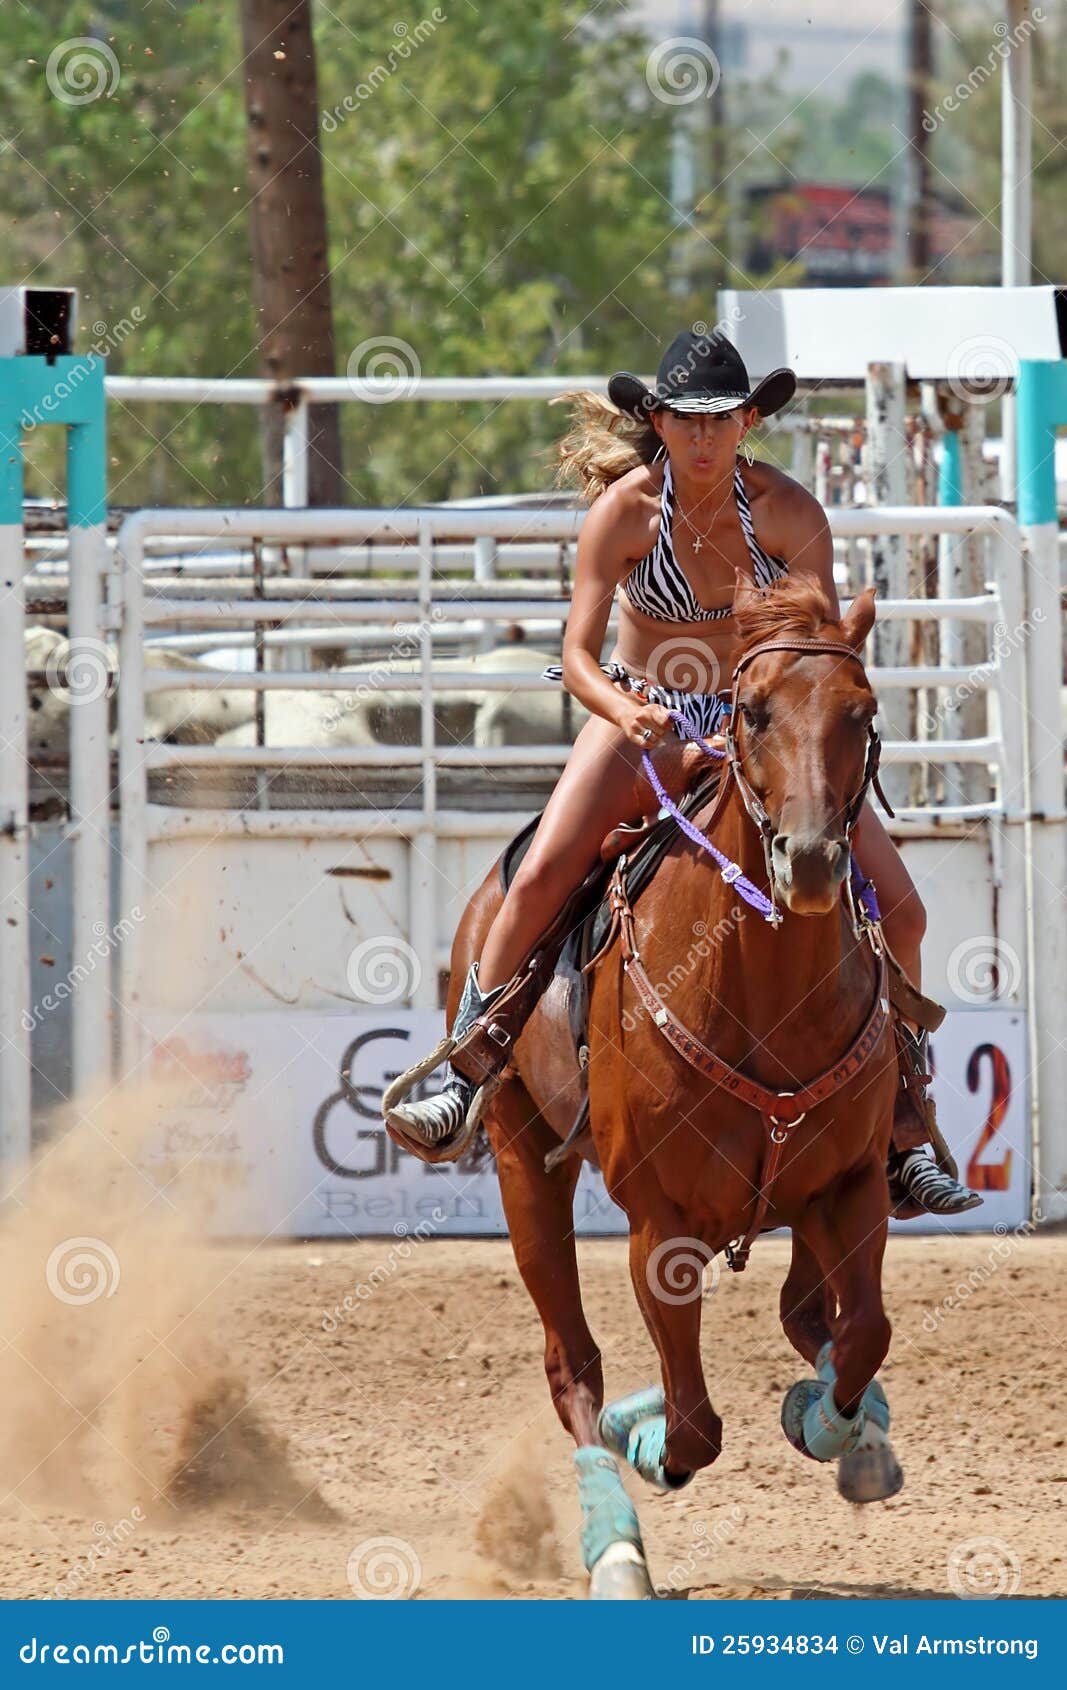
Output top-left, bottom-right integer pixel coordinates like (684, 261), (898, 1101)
(542, 661), (730, 743)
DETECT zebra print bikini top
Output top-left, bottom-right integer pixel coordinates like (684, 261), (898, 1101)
(623, 455), (789, 622)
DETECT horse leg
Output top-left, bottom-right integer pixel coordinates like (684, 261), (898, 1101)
(490, 1079), (601, 1442)
(619, 1219), (722, 1487)
(488, 1081), (653, 1598)
(780, 1232), (832, 1367)
(781, 1159), (903, 1501)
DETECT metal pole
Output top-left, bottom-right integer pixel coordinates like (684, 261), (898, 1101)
(790, 409), (814, 493)
(66, 379), (112, 1097)
(936, 395), (988, 804)
(473, 535), (496, 654)
(116, 521), (148, 1075)
(1016, 358), (1067, 1220)
(1000, 0), (1033, 505)
(280, 398), (310, 669)
(864, 362), (913, 807)
(0, 386), (31, 1191)
(410, 518), (439, 1010)
(282, 398), (310, 507)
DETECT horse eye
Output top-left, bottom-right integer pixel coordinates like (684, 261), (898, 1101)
(740, 701), (768, 732)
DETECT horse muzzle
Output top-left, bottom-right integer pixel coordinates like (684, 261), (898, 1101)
(770, 834), (850, 915)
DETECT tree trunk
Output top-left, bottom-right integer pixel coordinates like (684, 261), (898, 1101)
(239, 0), (342, 505)
(906, 0), (933, 277)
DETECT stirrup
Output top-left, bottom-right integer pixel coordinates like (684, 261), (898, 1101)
(383, 1042), (502, 1166)
(382, 1034), (457, 1116)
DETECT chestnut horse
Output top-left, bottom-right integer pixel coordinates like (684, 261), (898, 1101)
(450, 579), (903, 1597)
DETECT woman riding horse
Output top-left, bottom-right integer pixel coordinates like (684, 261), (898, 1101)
(385, 327), (979, 1217)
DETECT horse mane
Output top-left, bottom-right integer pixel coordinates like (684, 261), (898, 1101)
(732, 573), (839, 657)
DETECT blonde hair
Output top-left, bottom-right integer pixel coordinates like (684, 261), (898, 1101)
(552, 389), (660, 504)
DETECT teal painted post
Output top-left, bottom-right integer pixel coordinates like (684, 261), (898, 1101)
(56, 358), (113, 1092)
(0, 357), (31, 1179)
(937, 423), (962, 507)
(1014, 358), (1067, 1220)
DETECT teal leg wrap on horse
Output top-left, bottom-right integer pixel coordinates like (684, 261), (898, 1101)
(573, 1446), (644, 1573)
(598, 1386), (692, 1492)
(801, 1384), (868, 1460)
(815, 1342), (891, 1434)
(599, 1386), (664, 1455)
(625, 1415), (693, 1492)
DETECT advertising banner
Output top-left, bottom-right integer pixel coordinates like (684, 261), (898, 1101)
(142, 1009), (1029, 1237)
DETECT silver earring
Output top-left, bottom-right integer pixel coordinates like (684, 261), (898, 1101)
(742, 437), (755, 466)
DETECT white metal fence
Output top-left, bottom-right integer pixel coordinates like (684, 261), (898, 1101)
(8, 495), (1063, 1215)
(108, 501), (1028, 1025)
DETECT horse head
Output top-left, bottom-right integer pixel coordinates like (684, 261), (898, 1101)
(730, 574), (879, 917)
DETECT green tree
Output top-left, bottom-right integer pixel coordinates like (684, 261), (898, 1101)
(930, 1), (1066, 284)
(0, 1), (784, 507)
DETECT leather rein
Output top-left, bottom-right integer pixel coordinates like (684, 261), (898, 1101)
(612, 635), (895, 1271)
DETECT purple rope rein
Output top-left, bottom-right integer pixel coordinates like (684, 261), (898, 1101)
(642, 708), (880, 931)
(640, 711), (777, 922)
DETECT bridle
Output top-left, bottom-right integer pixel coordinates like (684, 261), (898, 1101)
(637, 635), (894, 931)
(722, 637), (895, 927)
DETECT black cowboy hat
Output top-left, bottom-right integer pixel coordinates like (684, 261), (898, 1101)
(608, 328), (796, 422)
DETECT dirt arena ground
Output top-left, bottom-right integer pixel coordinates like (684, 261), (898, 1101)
(1, 1222), (1065, 1602)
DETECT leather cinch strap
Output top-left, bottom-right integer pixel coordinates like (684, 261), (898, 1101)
(610, 860), (892, 1271)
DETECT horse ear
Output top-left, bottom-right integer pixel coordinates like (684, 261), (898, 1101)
(839, 585), (877, 652)
(732, 571), (762, 616)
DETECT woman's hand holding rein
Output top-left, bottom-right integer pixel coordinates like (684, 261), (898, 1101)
(618, 698), (672, 747)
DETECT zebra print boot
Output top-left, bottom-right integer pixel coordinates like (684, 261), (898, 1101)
(889, 1023), (982, 1215)
(887, 1148), (982, 1215)
(384, 963), (503, 1160)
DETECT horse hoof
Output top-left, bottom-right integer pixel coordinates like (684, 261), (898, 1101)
(837, 1427), (904, 1503)
(589, 1541), (655, 1600)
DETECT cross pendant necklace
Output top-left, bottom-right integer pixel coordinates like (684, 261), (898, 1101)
(676, 499), (722, 554)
